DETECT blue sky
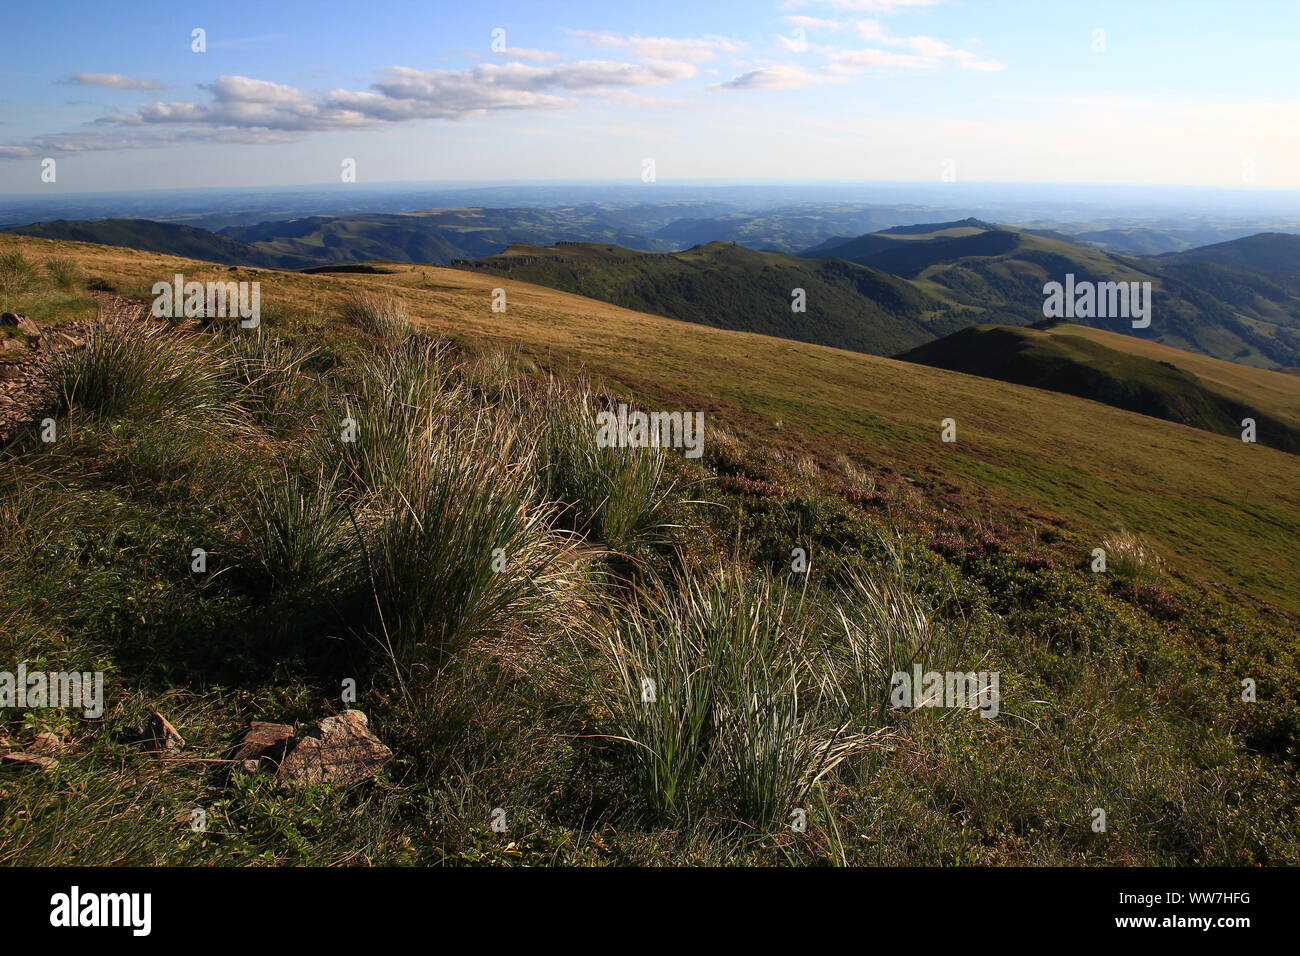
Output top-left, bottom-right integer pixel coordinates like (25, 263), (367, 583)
(2, 0), (1298, 194)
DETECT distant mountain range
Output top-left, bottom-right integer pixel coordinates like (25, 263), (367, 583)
(10, 212), (1300, 370)
(799, 220), (1300, 368)
(1157, 232), (1300, 279)
(6, 218), (315, 270)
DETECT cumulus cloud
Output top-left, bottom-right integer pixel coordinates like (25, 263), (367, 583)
(105, 60), (698, 130)
(783, 15), (843, 30)
(719, 65), (843, 90)
(566, 30), (743, 63)
(65, 73), (163, 90)
(829, 20), (1003, 72)
(3, 56), (703, 157)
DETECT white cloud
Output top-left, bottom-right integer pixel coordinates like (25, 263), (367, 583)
(830, 21), (1004, 72)
(829, 48), (931, 71)
(783, 15), (843, 30)
(782, 0), (942, 12)
(566, 30), (743, 63)
(855, 19), (888, 41)
(3, 57), (704, 156)
(66, 73), (163, 90)
(719, 64), (842, 90)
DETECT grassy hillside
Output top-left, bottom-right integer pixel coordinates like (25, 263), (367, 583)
(2, 233), (1296, 868)
(460, 240), (975, 356)
(898, 323), (1300, 452)
(808, 221), (1300, 369)
(6, 233), (1292, 613)
(5, 219), (316, 270)
(222, 208), (678, 264)
(1160, 232), (1300, 279)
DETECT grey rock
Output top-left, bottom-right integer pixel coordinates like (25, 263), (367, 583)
(227, 721), (295, 774)
(2, 752), (58, 771)
(277, 710), (392, 786)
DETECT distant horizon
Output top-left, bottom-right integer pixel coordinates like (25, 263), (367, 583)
(8, 176), (1300, 201)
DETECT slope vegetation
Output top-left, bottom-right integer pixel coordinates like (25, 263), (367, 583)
(5, 218), (315, 270)
(808, 221), (1300, 368)
(1, 232), (1297, 868)
(899, 323), (1300, 452)
(5, 233), (1291, 612)
(460, 240), (973, 356)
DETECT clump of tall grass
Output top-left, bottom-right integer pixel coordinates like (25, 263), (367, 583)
(1101, 530), (1164, 582)
(44, 256), (80, 290)
(245, 464), (357, 599)
(788, 452), (820, 480)
(221, 330), (325, 434)
(0, 250), (36, 293)
(48, 310), (238, 427)
(333, 340), (461, 492)
(361, 411), (573, 670)
(821, 564), (962, 725)
(459, 347), (518, 402)
(309, 345), (585, 674)
(835, 454), (875, 492)
(587, 569), (880, 829)
(532, 381), (678, 555)
(340, 290), (412, 344)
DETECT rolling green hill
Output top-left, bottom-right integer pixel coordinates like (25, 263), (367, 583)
(807, 221), (1300, 369)
(2, 231), (1298, 868)
(460, 239), (979, 355)
(4, 230), (1297, 613)
(221, 208), (678, 263)
(1159, 232), (1300, 280)
(898, 323), (1300, 453)
(4, 218), (316, 270)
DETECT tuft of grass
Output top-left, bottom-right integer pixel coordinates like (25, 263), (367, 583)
(245, 464), (357, 600)
(1101, 530), (1165, 582)
(222, 329), (326, 435)
(823, 563), (963, 724)
(47, 309), (239, 427)
(336, 339), (461, 492)
(0, 250), (36, 294)
(44, 256), (80, 290)
(533, 381), (678, 555)
(587, 569), (875, 829)
(331, 346), (583, 673)
(340, 290), (412, 344)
